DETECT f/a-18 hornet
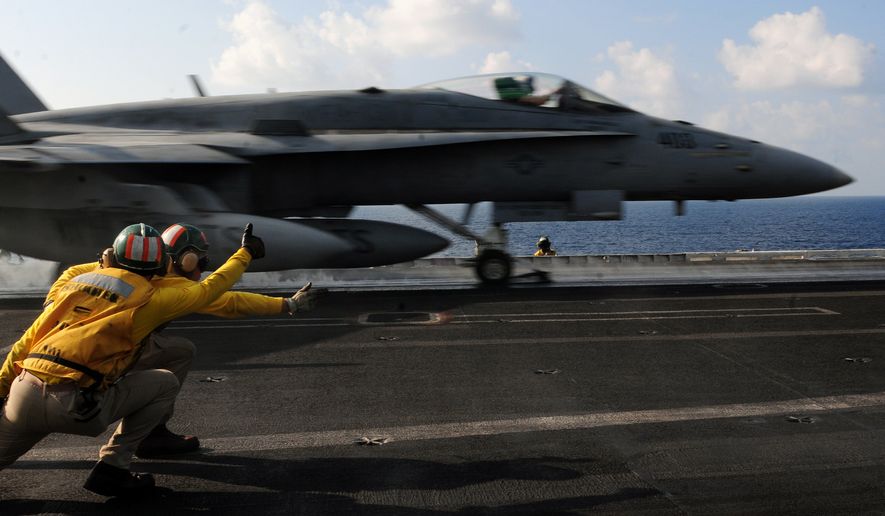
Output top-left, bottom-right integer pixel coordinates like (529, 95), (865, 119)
(0, 57), (852, 283)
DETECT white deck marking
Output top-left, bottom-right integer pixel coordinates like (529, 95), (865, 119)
(321, 328), (885, 349)
(452, 306), (836, 323)
(457, 307), (836, 317)
(488, 290), (885, 305)
(171, 322), (351, 329)
(17, 390), (885, 462)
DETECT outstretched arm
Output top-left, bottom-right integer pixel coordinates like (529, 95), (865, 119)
(199, 282), (317, 318)
(131, 224), (262, 341)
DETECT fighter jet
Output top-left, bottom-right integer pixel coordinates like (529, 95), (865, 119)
(0, 57), (852, 283)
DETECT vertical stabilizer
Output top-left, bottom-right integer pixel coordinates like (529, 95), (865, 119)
(0, 54), (47, 114)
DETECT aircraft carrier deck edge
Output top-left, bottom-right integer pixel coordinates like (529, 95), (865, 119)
(3, 248), (884, 297)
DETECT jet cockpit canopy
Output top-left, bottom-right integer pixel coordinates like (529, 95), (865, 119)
(417, 72), (634, 113)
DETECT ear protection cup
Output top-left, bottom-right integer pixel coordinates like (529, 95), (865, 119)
(100, 248), (117, 269)
(177, 251), (199, 274)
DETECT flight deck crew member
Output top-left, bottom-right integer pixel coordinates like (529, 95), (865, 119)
(41, 223), (317, 457)
(534, 236), (557, 256)
(0, 222), (265, 497)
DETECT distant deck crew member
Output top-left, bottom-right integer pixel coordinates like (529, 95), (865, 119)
(534, 236), (557, 256)
(0, 223), (264, 497)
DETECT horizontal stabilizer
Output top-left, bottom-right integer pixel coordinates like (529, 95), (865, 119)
(0, 143), (249, 168)
(0, 108), (65, 145)
(0, 109), (42, 145)
(0, 109), (22, 139)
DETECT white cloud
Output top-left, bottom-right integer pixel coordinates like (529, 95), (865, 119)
(211, 0), (519, 91)
(593, 41), (682, 118)
(702, 96), (885, 195)
(367, 0), (519, 57)
(840, 94), (879, 110)
(719, 7), (874, 90)
(211, 1), (385, 91)
(704, 100), (835, 143)
(703, 95), (883, 151)
(477, 51), (534, 73)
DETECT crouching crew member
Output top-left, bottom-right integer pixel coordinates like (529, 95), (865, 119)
(0, 222), (264, 497)
(38, 223), (316, 457)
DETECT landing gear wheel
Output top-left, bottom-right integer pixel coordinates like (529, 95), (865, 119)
(475, 250), (512, 285)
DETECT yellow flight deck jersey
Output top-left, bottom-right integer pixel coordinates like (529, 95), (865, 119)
(45, 264), (285, 319)
(18, 268), (154, 390)
(534, 249), (556, 256)
(0, 248), (253, 396)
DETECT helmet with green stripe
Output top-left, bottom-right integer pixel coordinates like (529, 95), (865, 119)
(112, 223), (168, 275)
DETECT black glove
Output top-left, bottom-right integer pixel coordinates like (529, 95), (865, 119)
(240, 223), (266, 259)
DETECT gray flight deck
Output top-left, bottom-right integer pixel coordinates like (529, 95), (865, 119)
(2, 252), (885, 514)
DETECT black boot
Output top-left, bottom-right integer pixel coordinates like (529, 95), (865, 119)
(135, 423), (200, 458)
(83, 461), (155, 497)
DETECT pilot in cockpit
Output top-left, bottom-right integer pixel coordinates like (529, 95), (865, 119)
(494, 75), (553, 106)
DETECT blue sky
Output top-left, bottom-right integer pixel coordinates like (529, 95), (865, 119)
(0, 0), (881, 195)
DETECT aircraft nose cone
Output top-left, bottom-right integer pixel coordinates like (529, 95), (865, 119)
(828, 165), (854, 189)
(765, 146), (853, 195)
(808, 158), (853, 192)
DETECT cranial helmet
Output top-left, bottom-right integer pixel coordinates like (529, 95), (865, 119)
(537, 236), (551, 249)
(161, 223), (210, 273)
(162, 223), (209, 256)
(112, 223), (168, 274)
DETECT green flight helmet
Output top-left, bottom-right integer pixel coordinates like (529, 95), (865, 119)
(112, 223), (168, 274)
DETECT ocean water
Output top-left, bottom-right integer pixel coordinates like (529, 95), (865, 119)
(352, 196), (885, 257)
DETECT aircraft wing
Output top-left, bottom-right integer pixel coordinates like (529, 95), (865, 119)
(205, 129), (636, 157)
(0, 123), (633, 169)
(309, 130), (634, 152)
(48, 128), (635, 156)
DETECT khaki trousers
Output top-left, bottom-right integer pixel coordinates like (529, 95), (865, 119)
(130, 332), (196, 424)
(0, 369), (178, 470)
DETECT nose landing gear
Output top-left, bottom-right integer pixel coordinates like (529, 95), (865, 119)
(475, 249), (512, 285)
(407, 204), (514, 285)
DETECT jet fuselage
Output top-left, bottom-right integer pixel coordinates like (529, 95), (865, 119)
(0, 72), (852, 269)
